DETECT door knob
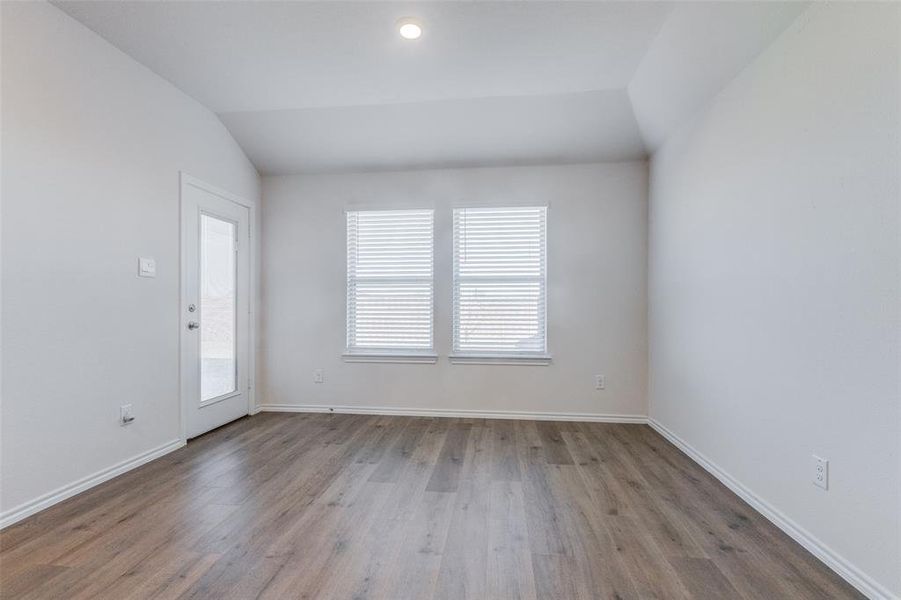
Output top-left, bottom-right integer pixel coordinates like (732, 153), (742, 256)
(187, 321), (200, 330)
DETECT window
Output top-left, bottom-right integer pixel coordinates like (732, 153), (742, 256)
(200, 214), (237, 401)
(452, 206), (549, 363)
(345, 209), (435, 361)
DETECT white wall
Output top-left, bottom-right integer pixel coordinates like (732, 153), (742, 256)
(1, 2), (260, 518)
(648, 4), (900, 598)
(262, 162), (647, 419)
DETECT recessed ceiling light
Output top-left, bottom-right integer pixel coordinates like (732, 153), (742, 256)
(397, 17), (422, 40)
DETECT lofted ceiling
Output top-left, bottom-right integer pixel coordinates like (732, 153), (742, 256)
(54, 1), (808, 175)
(218, 90), (645, 173)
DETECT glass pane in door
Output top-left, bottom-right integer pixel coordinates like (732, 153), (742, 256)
(200, 214), (237, 401)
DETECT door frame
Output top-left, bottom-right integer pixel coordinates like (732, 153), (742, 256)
(179, 172), (257, 442)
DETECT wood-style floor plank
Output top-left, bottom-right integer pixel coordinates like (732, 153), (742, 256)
(0, 414), (864, 599)
(425, 421), (472, 493)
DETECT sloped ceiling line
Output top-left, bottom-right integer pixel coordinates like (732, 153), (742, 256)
(627, 2), (810, 151)
(54, 0), (808, 174)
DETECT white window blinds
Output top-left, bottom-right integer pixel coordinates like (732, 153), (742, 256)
(346, 209), (434, 355)
(453, 206), (548, 357)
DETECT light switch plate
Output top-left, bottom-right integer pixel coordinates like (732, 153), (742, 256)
(138, 257), (156, 278)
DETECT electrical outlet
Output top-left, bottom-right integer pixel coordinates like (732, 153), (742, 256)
(313, 369), (324, 384)
(595, 374), (606, 390)
(120, 404), (135, 426)
(812, 455), (828, 490)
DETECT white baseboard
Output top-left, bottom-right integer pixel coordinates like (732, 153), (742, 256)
(648, 418), (897, 600)
(256, 403), (647, 423)
(0, 438), (186, 530)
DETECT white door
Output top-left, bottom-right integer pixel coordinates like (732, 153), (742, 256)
(181, 176), (251, 439)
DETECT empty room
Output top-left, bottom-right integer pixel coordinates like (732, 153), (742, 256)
(1, 1), (899, 599)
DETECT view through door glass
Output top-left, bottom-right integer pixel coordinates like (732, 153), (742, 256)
(200, 213), (237, 401)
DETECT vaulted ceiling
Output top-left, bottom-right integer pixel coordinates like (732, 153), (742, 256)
(54, 1), (808, 175)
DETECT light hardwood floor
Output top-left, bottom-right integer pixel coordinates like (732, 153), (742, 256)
(0, 413), (862, 599)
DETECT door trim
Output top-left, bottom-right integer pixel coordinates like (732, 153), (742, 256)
(179, 172), (257, 442)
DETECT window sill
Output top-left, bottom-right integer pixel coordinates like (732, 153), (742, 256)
(448, 354), (552, 366)
(342, 352), (438, 364)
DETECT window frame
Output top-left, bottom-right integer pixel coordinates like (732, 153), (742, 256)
(449, 205), (551, 365)
(343, 208), (437, 364)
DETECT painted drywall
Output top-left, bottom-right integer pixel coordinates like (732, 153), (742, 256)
(648, 4), (900, 598)
(1, 2), (260, 517)
(627, 1), (808, 150)
(54, 1), (668, 174)
(220, 90), (645, 175)
(262, 162), (647, 418)
(53, 1), (670, 112)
